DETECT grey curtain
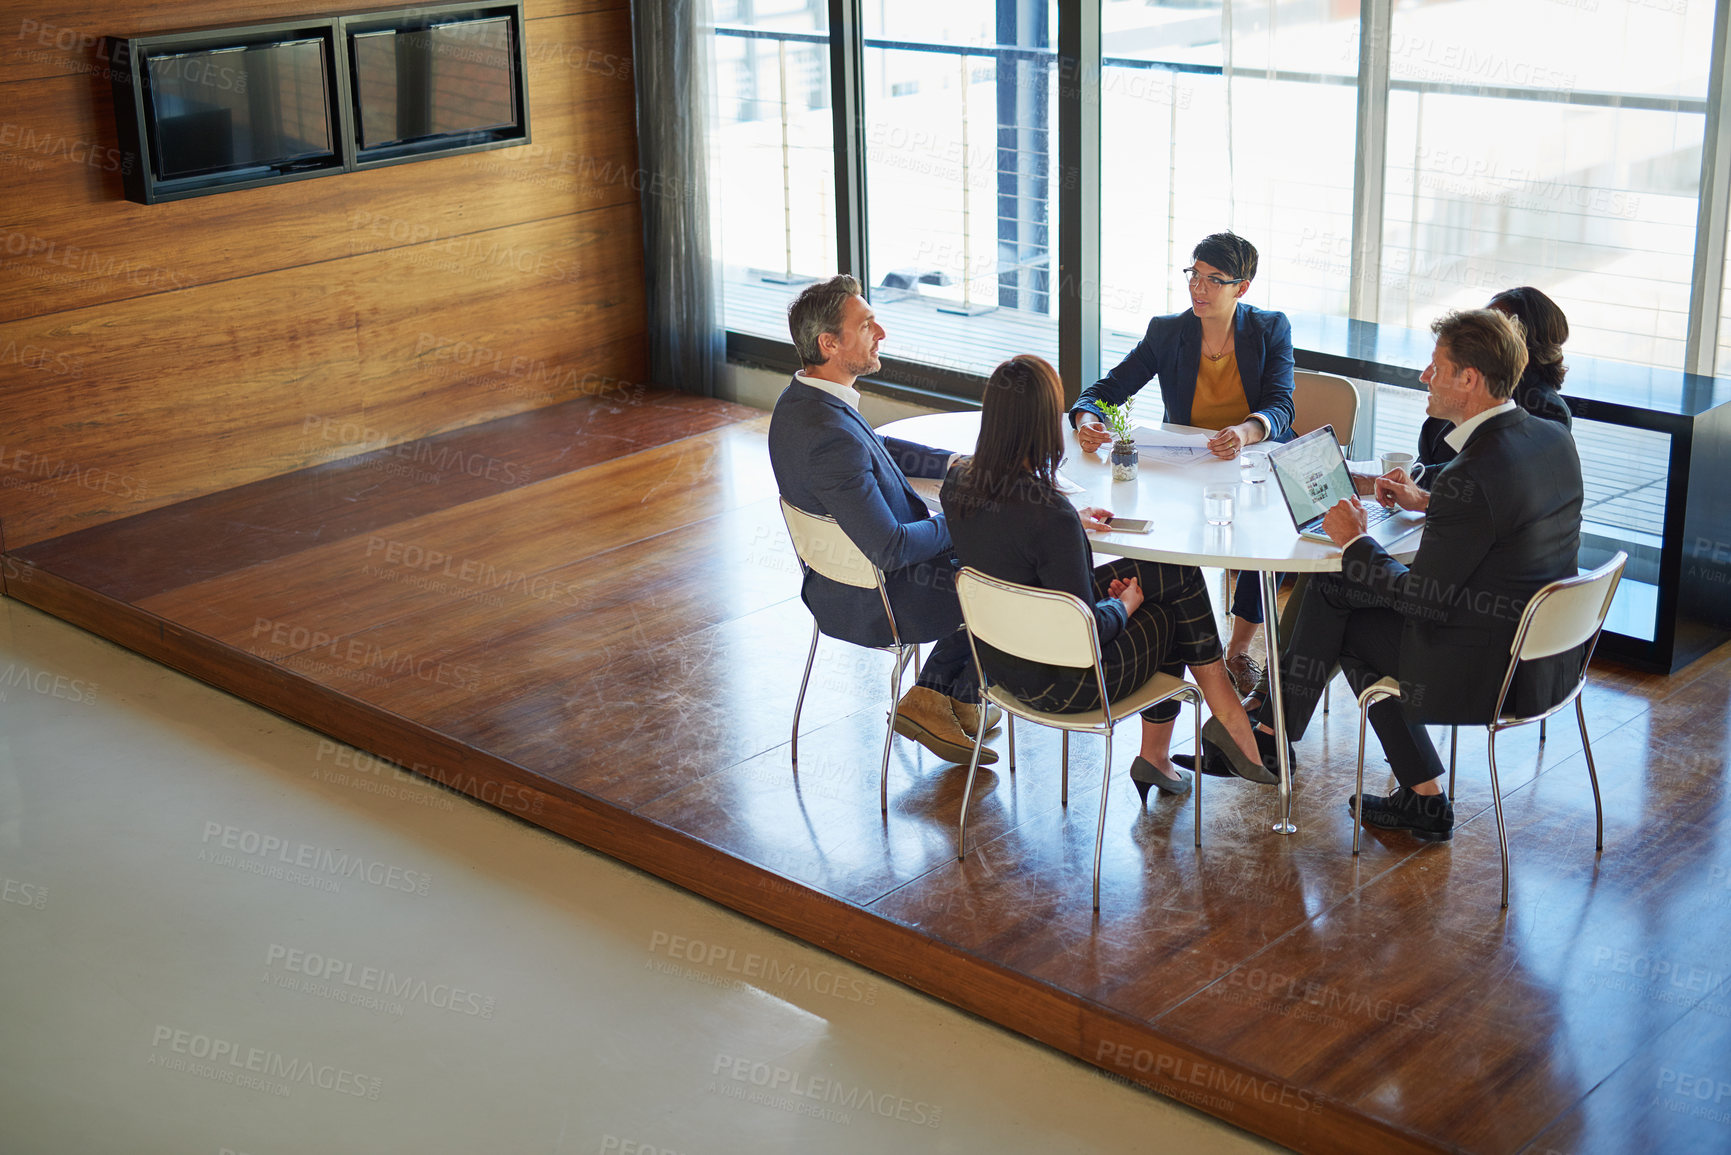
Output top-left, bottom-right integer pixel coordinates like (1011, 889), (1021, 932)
(630, 0), (722, 397)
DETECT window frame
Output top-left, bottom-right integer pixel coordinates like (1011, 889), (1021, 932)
(714, 1), (1731, 399)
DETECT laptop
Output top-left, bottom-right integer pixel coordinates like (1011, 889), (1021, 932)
(1268, 426), (1424, 547)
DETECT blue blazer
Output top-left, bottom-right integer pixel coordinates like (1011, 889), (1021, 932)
(1072, 303), (1296, 442)
(767, 378), (962, 648)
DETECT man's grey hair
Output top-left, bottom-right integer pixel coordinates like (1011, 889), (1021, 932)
(787, 274), (863, 367)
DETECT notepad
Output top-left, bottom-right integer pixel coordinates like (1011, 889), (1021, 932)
(1129, 425), (1212, 465)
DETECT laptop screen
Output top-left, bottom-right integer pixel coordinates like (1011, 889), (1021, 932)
(1270, 426), (1352, 527)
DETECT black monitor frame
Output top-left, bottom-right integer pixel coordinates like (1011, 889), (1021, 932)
(109, 19), (352, 204)
(107, 3), (531, 204)
(341, 2), (531, 169)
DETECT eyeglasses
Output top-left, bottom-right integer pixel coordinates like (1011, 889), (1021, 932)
(1182, 267), (1245, 290)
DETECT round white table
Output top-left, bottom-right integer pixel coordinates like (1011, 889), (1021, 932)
(879, 410), (1417, 836)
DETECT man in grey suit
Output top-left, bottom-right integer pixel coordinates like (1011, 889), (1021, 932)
(1245, 308), (1584, 840)
(768, 275), (996, 764)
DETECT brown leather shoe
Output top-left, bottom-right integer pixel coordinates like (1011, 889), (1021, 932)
(1224, 652), (1262, 697)
(894, 687), (998, 764)
(950, 698), (1002, 739)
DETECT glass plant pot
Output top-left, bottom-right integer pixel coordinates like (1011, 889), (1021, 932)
(1110, 441), (1139, 482)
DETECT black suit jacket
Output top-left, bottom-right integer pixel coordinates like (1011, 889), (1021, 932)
(1417, 370), (1571, 488)
(767, 378), (960, 648)
(1341, 407), (1585, 723)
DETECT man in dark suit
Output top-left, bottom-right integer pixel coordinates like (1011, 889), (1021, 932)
(768, 275), (996, 765)
(1246, 308), (1584, 840)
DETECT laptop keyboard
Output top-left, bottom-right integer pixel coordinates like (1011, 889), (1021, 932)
(1362, 502), (1399, 528)
(1303, 500), (1405, 535)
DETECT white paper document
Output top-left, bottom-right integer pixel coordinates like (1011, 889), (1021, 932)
(1129, 424), (1212, 465)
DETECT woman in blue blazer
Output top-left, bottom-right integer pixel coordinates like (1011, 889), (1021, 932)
(1069, 232), (1295, 693)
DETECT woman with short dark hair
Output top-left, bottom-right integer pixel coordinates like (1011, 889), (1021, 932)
(942, 355), (1276, 798)
(1068, 231), (1296, 695)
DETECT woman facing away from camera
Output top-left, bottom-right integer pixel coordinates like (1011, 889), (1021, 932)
(939, 354), (1278, 799)
(1069, 231), (1295, 697)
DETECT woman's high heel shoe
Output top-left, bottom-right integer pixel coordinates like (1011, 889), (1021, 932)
(1130, 756), (1193, 803)
(1201, 717), (1279, 785)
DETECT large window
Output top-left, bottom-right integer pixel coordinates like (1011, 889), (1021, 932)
(712, 2), (838, 344)
(1380, 0), (1713, 368)
(707, 0), (1731, 384)
(861, 2), (1060, 375)
(1099, 1), (1362, 396)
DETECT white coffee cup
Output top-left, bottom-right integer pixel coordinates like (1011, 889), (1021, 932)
(1379, 451), (1426, 482)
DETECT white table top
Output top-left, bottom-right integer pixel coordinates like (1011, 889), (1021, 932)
(880, 411), (1417, 573)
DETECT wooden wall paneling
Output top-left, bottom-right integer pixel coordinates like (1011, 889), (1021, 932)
(0, 11), (640, 323)
(1, 203), (646, 546)
(0, 0), (649, 549)
(0, 3), (320, 88)
(349, 204), (647, 431)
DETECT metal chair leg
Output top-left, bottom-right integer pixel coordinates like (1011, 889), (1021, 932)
(1007, 715), (1016, 772)
(1539, 718), (1547, 745)
(1353, 685), (1400, 855)
(956, 702), (991, 860)
(1093, 729), (1112, 911)
(1061, 731), (1069, 806)
(791, 621), (820, 772)
(1323, 680), (1330, 715)
(1487, 728), (1511, 909)
(1191, 690), (1203, 848)
(1354, 698), (1371, 856)
(1447, 727), (1457, 799)
(881, 644), (909, 813)
(1579, 697), (1603, 851)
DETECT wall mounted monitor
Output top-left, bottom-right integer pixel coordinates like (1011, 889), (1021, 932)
(109, 21), (349, 203)
(342, 3), (530, 167)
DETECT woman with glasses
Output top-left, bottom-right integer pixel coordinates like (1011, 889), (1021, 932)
(943, 355), (1277, 800)
(1069, 232), (1295, 696)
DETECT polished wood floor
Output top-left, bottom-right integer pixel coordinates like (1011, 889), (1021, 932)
(7, 390), (1729, 1154)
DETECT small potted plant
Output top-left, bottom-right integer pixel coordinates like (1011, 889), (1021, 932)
(1096, 400), (1139, 481)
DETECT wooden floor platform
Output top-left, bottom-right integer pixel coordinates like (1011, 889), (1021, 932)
(6, 389), (1729, 1154)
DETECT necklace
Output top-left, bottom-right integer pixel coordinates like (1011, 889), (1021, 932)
(1202, 327), (1233, 362)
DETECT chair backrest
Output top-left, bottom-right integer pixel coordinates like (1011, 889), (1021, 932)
(1292, 371), (1361, 446)
(779, 498), (880, 590)
(955, 566), (1099, 669)
(1513, 552), (1628, 661)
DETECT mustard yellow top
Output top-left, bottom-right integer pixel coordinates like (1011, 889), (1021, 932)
(1191, 347), (1249, 431)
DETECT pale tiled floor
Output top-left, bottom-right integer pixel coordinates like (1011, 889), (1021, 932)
(0, 597), (1280, 1155)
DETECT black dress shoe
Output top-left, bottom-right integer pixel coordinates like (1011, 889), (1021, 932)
(1173, 752), (1233, 779)
(1349, 787), (1454, 841)
(1253, 726), (1296, 776)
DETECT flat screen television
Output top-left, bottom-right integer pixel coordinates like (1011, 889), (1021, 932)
(107, 6), (529, 203)
(110, 21), (349, 203)
(344, 4), (529, 166)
